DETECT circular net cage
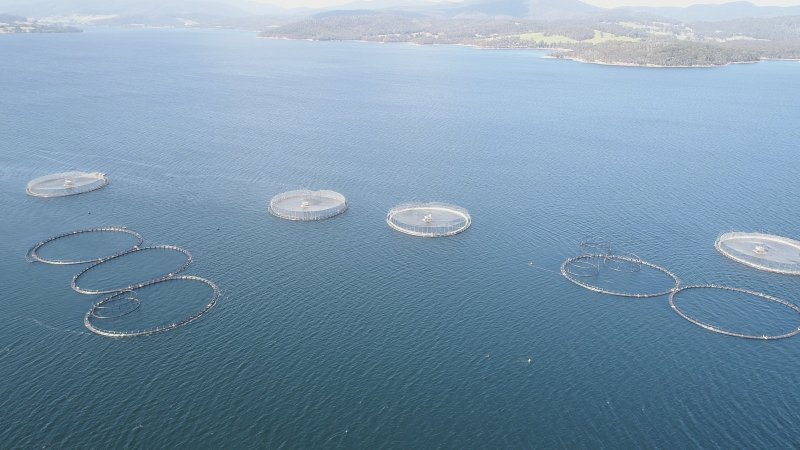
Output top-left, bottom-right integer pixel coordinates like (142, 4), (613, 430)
(387, 202), (471, 237)
(71, 245), (193, 295)
(560, 253), (680, 298)
(27, 227), (144, 265)
(26, 171), (109, 198)
(715, 232), (800, 275)
(669, 285), (800, 340)
(268, 190), (348, 221)
(84, 276), (220, 339)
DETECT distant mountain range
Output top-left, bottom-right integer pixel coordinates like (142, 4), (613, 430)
(3, 0), (800, 22)
(0, 0), (284, 17)
(623, 1), (800, 22)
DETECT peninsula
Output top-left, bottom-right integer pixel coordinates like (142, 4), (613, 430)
(259, 14), (800, 68)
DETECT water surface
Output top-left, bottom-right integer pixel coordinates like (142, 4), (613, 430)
(1, 28), (799, 448)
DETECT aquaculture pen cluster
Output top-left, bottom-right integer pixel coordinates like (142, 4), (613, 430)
(27, 226), (219, 338)
(24, 171), (800, 341)
(23, 171), (223, 338)
(558, 236), (800, 340)
(266, 189), (473, 238)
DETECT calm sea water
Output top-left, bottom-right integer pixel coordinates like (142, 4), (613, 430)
(1, 28), (800, 448)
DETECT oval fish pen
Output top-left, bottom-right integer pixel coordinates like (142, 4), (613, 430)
(268, 190), (348, 221)
(715, 232), (800, 275)
(84, 276), (220, 338)
(26, 171), (109, 197)
(71, 245), (193, 295)
(669, 285), (800, 340)
(27, 227), (144, 265)
(386, 202), (471, 237)
(560, 254), (680, 298)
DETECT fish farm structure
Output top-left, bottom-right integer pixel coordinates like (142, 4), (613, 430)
(268, 189), (348, 221)
(84, 276), (220, 338)
(669, 285), (800, 340)
(71, 245), (193, 295)
(560, 253), (680, 298)
(386, 202), (471, 237)
(26, 171), (109, 197)
(27, 226), (143, 265)
(715, 232), (800, 275)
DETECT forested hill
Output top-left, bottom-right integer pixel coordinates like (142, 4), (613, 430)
(260, 14), (800, 67)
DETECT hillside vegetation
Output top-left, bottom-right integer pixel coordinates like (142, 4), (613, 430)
(260, 14), (800, 67)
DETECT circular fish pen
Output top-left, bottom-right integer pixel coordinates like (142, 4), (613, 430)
(560, 254), (680, 298)
(71, 245), (193, 295)
(84, 276), (220, 338)
(386, 202), (471, 237)
(26, 171), (109, 198)
(268, 190), (347, 221)
(27, 227), (144, 265)
(715, 232), (800, 275)
(669, 285), (800, 340)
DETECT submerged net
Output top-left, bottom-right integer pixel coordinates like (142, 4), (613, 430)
(84, 276), (220, 338)
(26, 171), (108, 197)
(579, 236), (611, 257)
(268, 190), (347, 221)
(387, 202), (471, 237)
(669, 285), (800, 340)
(716, 232), (800, 275)
(90, 293), (141, 319)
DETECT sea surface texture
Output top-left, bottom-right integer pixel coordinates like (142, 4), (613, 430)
(1, 28), (799, 448)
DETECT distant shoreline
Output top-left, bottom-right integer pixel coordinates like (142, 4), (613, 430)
(542, 54), (737, 69)
(258, 35), (800, 69)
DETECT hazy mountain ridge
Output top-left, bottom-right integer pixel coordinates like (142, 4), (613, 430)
(623, 1), (800, 22)
(4, 0), (800, 22)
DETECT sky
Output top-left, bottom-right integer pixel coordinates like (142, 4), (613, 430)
(259, 0), (800, 8)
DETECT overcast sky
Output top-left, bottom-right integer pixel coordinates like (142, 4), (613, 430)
(259, 0), (800, 7)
